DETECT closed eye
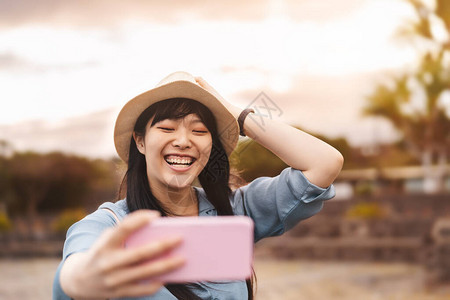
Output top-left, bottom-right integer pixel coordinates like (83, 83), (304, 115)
(157, 127), (174, 132)
(193, 130), (208, 133)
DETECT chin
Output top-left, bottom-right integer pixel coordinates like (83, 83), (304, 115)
(164, 174), (195, 190)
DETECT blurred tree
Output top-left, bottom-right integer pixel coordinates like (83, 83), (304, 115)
(364, 0), (450, 193)
(230, 138), (287, 182)
(230, 127), (352, 181)
(51, 208), (87, 234)
(8, 152), (86, 219)
(74, 158), (120, 210)
(0, 139), (13, 157)
(0, 150), (14, 214)
(0, 211), (12, 232)
(7, 152), (119, 219)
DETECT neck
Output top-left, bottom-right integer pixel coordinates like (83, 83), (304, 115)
(150, 184), (198, 216)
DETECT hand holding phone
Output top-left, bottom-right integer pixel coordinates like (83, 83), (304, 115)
(126, 216), (254, 283)
(60, 210), (184, 299)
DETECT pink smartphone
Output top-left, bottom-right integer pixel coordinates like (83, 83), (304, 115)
(125, 216), (254, 283)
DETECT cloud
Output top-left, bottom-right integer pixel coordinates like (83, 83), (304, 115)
(0, 108), (119, 158)
(231, 70), (399, 146)
(0, 0), (266, 28)
(0, 0), (366, 28)
(0, 52), (99, 72)
(0, 0), (406, 156)
(285, 0), (366, 22)
(0, 53), (27, 69)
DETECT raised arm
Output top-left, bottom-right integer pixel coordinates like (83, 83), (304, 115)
(195, 77), (343, 188)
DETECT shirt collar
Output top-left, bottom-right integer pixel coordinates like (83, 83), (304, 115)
(193, 186), (217, 216)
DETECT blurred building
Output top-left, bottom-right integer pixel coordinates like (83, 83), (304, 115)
(334, 165), (450, 199)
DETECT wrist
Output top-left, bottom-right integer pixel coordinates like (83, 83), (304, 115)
(60, 253), (91, 299)
(238, 108), (255, 137)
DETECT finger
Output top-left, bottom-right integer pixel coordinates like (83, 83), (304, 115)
(108, 235), (183, 270)
(109, 210), (160, 247)
(113, 281), (163, 298)
(106, 255), (185, 287)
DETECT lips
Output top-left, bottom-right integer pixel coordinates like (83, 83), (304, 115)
(164, 155), (196, 166)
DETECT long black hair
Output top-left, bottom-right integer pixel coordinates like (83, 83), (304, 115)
(119, 98), (254, 299)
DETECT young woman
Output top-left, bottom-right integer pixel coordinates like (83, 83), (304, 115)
(53, 71), (343, 299)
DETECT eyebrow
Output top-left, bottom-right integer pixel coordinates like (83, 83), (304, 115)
(190, 118), (204, 124)
(161, 117), (205, 125)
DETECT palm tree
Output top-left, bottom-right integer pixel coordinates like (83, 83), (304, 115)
(364, 0), (450, 193)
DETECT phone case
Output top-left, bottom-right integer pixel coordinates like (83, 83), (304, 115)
(125, 215), (254, 283)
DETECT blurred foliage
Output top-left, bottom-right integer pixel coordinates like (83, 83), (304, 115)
(230, 126), (355, 181)
(354, 182), (376, 197)
(397, 0), (450, 44)
(229, 126), (422, 182)
(0, 151), (121, 217)
(0, 155), (15, 208)
(365, 0), (450, 192)
(230, 139), (288, 182)
(51, 208), (87, 233)
(345, 141), (420, 170)
(0, 211), (12, 232)
(345, 202), (387, 220)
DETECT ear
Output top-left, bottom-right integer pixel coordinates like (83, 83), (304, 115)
(133, 132), (146, 155)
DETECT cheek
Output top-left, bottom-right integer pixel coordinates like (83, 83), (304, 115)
(199, 140), (213, 162)
(144, 131), (165, 148)
(191, 137), (212, 166)
(143, 136), (165, 161)
(198, 135), (212, 151)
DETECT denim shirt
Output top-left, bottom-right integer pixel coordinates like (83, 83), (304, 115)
(53, 168), (335, 299)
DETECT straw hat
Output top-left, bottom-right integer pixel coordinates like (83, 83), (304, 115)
(114, 71), (239, 162)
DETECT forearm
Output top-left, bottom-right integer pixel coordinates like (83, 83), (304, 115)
(59, 253), (100, 300)
(240, 110), (343, 188)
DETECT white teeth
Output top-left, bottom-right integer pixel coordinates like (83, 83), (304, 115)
(165, 156), (194, 165)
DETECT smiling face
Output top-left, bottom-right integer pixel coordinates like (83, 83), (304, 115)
(134, 113), (213, 192)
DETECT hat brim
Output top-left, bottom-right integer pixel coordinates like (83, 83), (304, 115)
(114, 80), (239, 162)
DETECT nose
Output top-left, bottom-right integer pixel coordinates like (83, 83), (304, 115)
(172, 129), (192, 149)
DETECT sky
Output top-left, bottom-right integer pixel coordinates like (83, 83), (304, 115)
(0, 0), (419, 159)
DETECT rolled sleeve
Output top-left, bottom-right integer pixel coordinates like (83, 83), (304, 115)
(52, 261), (70, 300)
(230, 167), (335, 242)
(53, 208), (117, 300)
(62, 208), (117, 259)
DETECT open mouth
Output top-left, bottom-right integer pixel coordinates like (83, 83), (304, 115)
(164, 155), (196, 167)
